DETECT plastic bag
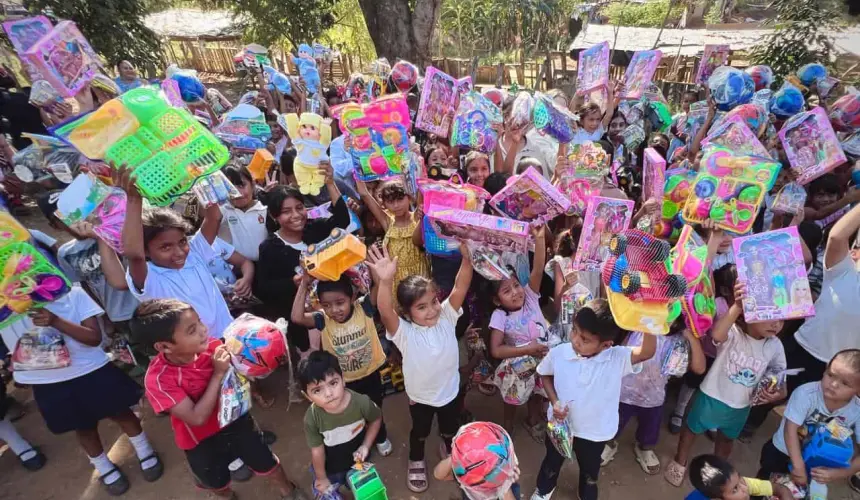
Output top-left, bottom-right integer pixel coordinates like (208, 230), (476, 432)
(493, 355), (543, 405)
(708, 66), (754, 111)
(660, 336), (690, 377)
(11, 330), (71, 371)
(547, 411), (574, 459)
(621, 123), (646, 150)
(509, 92), (534, 131)
(750, 368), (804, 406)
(222, 314), (288, 378)
(192, 171), (241, 208)
(218, 366), (252, 427)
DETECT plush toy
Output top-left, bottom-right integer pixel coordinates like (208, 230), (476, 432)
(284, 112), (332, 195)
(292, 43), (321, 95)
(262, 65), (291, 95)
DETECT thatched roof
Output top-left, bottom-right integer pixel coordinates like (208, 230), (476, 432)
(144, 8), (243, 39)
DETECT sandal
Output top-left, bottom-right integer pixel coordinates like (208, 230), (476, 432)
(407, 460), (429, 493)
(99, 467), (130, 496)
(601, 441), (618, 466)
(634, 444), (660, 475)
(139, 452), (164, 482)
(664, 460), (686, 487)
(18, 447), (46, 471)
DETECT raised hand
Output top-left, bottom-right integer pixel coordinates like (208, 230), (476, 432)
(366, 244), (397, 283)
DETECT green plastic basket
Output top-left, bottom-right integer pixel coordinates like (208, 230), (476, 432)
(136, 126), (162, 151)
(175, 133), (230, 178)
(105, 135), (153, 169)
(0, 242), (72, 329)
(133, 151), (192, 206)
(150, 108), (195, 143)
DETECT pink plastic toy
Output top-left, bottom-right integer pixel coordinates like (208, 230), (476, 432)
(619, 50), (662, 100)
(643, 147), (666, 209)
(489, 166), (571, 224)
(779, 107), (847, 185)
(577, 41), (610, 94)
(704, 114), (770, 159)
(654, 168), (698, 241)
(333, 94), (411, 181)
(671, 225), (715, 337)
(418, 178), (489, 214)
(695, 45), (730, 86)
(428, 208), (530, 254)
(161, 79), (186, 108)
(572, 197), (634, 272)
(733, 226), (815, 323)
(415, 66), (458, 137)
(23, 21), (99, 98)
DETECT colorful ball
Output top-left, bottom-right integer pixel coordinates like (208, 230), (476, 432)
(770, 86), (805, 119)
(222, 314), (288, 378)
(390, 60), (419, 93)
(722, 103), (768, 133)
(707, 66), (753, 111)
(451, 421), (517, 497)
(797, 63), (828, 87)
(745, 65), (774, 91)
(829, 93), (860, 133)
(482, 88), (506, 107)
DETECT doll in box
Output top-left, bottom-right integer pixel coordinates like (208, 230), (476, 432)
(284, 112), (332, 195)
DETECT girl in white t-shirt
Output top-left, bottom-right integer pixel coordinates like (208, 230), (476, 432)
(366, 243), (473, 494)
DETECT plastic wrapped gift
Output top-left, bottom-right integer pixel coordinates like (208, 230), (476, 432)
(642, 147), (666, 209)
(0, 242), (72, 328)
(695, 44), (730, 86)
(573, 197), (634, 272)
(247, 148), (274, 181)
(451, 422), (518, 500)
(779, 106), (846, 185)
(418, 178), (489, 213)
(23, 21), (99, 97)
(547, 412), (574, 459)
(11, 329), (71, 371)
(415, 66), (458, 137)
(3, 16), (53, 53)
(719, 103), (769, 137)
(704, 114), (771, 159)
(222, 313), (288, 378)
(797, 63), (827, 87)
(770, 84), (805, 119)
(28, 80), (63, 108)
(745, 65), (773, 91)
(653, 168), (698, 241)
(533, 92), (577, 143)
(661, 336), (690, 376)
(771, 182), (807, 215)
(619, 50), (662, 100)
(333, 94), (411, 181)
(707, 66), (754, 112)
(218, 367), (251, 427)
(451, 91), (502, 153)
(733, 227), (814, 323)
(621, 123), (646, 150)
(829, 92), (860, 133)
(390, 60), (419, 92)
(671, 225), (715, 337)
(509, 91), (534, 131)
(192, 171), (242, 208)
(427, 208), (530, 254)
(489, 166), (570, 224)
(577, 41), (610, 94)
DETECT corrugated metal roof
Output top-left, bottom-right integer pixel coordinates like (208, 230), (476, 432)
(144, 8), (243, 39)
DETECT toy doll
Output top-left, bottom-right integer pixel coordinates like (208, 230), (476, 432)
(283, 112), (332, 195)
(292, 43), (321, 94)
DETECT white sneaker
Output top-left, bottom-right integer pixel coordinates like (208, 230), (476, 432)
(530, 488), (554, 500)
(376, 439), (393, 457)
(600, 440), (619, 466)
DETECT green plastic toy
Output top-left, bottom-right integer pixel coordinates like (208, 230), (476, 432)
(347, 462), (387, 500)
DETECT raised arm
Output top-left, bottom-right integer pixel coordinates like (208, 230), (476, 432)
(366, 245), (400, 335)
(688, 95), (717, 162)
(116, 165), (148, 290)
(290, 274), (317, 328)
(825, 201), (860, 269)
(199, 203), (221, 245)
(448, 243), (474, 312)
(630, 330), (657, 364)
(356, 179), (390, 231)
(712, 282), (745, 344)
(601, 81), (620, 130)
(529, 225), (547, 293)
(320, 160), (342, 205)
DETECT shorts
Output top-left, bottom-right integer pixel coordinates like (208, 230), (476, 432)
(686, 390), (750, 440)
(31, 363), (142, 434)
(185, 413), (279, 491)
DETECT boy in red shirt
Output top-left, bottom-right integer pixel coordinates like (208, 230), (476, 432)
(131, 298), (308, 499)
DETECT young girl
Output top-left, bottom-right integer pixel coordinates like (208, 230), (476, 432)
(571, 82), (619, 145)
(488, 225), (549, 438)
(366, 243), (473, 493)
(664, 282), (787, 487)
(464, 151), (490, 189)
(218, 165), (269, 261)
(357, 179), (429, 305)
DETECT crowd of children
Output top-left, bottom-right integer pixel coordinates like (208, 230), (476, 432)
(0, 36), (859, 500)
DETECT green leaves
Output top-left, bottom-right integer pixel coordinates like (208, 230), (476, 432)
(209, 0), (337, 47)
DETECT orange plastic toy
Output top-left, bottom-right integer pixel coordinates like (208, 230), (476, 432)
(302, 229), (367, 281)
(248, 149), (273, 181)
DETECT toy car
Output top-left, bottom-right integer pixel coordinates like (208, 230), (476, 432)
(602, 231), (687, 300)
(303, 229), (366, 281)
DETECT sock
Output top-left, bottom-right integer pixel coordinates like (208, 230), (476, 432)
(228, 458), (245, 472)
(675, 384), (696, 416)
(0, 419), (35, 460)
(127, 432), (157, 470)
(89, 452), (121, 484)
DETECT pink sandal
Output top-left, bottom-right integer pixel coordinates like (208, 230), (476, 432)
(664, 460), (686, 487)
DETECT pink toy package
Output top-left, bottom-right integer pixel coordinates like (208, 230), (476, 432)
(415, 66), (458, 137)
(778, 106), (847, 185)
(3, 16), (52, 53)
(619, 50), (662, 100)
(489, 166), (571, 223)
(161, 79), (186, 108)
(643, 147), (666, 209)
(23, 21), (99, 97)
(771, 182), (807, 215)
(558, 141), (609, 215)
(577, 41), (609, 94)
(695, 44), (730, 85)
(428, 208), (530, 254)
(573, 197), (634, 272)
(733, 227), (815, 323)
(704, 114), (770, 159)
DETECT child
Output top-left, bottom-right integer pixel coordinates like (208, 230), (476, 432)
(0, 286), (162, 495)
(357, 179), (429, 305)
(531, 299), (657, 500)
(0, 380), (44, 471)
(219, 165), (269, 261)
(133, 299), (307, 500)
(299, 351), (383, 497)
(689, 454), (792, 500)
(464, 151), (491, 189)
(757, 349), (860, 485)
(665, 282), (787, 487)
(602, 322), (706, 475)
(571, 82), (618, 145)
(366, 243), (473, 493)
(488, 225), (549, 437)
(291, 274), (392, 456)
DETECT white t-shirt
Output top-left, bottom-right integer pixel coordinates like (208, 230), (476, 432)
(570, 124), (605, 145)
(796, 255), (860, 362)
(386, 300), (462, 407)
(218, 201), (268, 261)
(502, 130), (559, 179)
(700, 325), (786, 409)
(772, 381), (860, 455)
(126, 231), (233, 338)
(537, 343), (636, 442)
(57, 239), (139, 322)
(206, 237), (237, 288)
(0, 286), (108, 385)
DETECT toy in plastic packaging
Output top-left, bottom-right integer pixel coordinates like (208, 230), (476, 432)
(450, 91), (502, 153)
(346, 461), (388, 500)
(646, 100), (672, 133)
(451, 421), (517, 500)
(241, 43), (271, 69)
(0, 242), (72, 328)
(771, 182), (807, 215)
(247, 148), (274, 182)
(222, 313), (288, 378)
(829, 92), (860, 133)
(493, 354), (544, 405)
(577, 41), (610, 94)
(653, 168), (697, 241)
(718, 103), (769, 138)
(90, 189), (126, 254)
(218, 366), (251, 428)
(192, 171), (241, 208)
(218, 104), (272, 151)
(22, 21), (99, 97)
(428, 208), (530, 254)
(661, 336), (690, 376)
(292, 44), (321, 95)
(770, 83), (805, 119)
(390, 60), (419, 92)
(583, 84), (609, 114)
(262, 65), (291, 95)
(3, 16), (53, 55)
(415, 67), (458, 137)
(779, 107), (846, 185)
(817, 76), (840, 98)
(418, 178), (489, 214)
(107, 335), (137, 366)
(562, 140), (609, 181)
(28, 80), (63, 109)
(508, 91), (534, 131)
(695, 45), (730, 85)
(572, 197), (634, 272)
(745, 65), (773, 91)
(619, 50), (662, 100)
(547, 405), (574, 459)
(797, 63), (827, 87)
(467, 242), (512, 281)
(11, 329), (71, 371)
(54, 173), (113, 226)
(312, 43), (333, 64)
(621, 123), (646, 150)
(843, 132), (860, 157)
(642, 147), (666, 209)
(671, 225), (715, 337)
(704, 114), (770, 159)
(733, 227), (814, 323)
(489, 166), (570, 224)
(533, 92), (577, 143)
(750, 367), (803, 406)
(333, 94), (411, 182)
(283, 112), (331, 195)
(707, 66), (754, 112)
(302, 228), (367, 281)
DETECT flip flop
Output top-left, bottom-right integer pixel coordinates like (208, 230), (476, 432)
(664, 460), (686, 487)
(634, 444), (660, 475)
(407, 460), (429, 493)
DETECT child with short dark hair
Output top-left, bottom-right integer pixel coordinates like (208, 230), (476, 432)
(133, 298), (307, 500)
(689, 454), (792, 500)
(219, 165), (268, 261)
(531, 299), (656, 500)
(298, 350), (383, 498)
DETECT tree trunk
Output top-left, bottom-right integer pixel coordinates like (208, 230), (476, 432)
(357, 0), (443, 68)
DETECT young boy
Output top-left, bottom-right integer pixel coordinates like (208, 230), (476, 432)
(132, 298), (307, 500)
(291, 274), (392, 455)
(531, 299), (656, 500)
(299, 351), (383, 497)
(689, 454), (792, 500)
(757, 349), (860, 486)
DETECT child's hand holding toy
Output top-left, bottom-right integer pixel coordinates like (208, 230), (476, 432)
(352, 445), (369, 463)
(551, 400), (569, 420)
(29, 308), (56, 327)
